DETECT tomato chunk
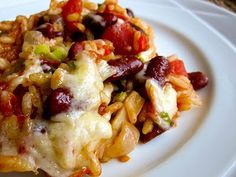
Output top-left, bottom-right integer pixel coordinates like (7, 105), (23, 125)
(62, 0), (83, 31)
(101, 21), (148, 55)
(169, 59), (188, 76)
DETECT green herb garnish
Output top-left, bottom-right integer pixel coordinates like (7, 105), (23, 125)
(159, 111), (171, 124)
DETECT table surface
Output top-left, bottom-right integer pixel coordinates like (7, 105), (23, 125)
(208, 0), (236, 12)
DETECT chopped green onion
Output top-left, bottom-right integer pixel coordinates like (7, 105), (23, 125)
(50, 47), (68, 61)
(35, 44), (68, 61)
(34, 44), (50, 55)
(159, 111), (171, 124)
(136, 54), (145, 63)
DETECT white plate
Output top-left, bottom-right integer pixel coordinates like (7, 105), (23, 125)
(0, 0), (236, 177)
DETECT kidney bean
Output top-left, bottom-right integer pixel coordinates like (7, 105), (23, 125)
(188, 71), (208, 90)
(37, 23), (55, 38)
(30, 106), (38, 119)
(134, 82), (149, 100)
(82, 13), (117, 38)
(140, 123), (165, 143)
(40, 59), (60, 73)
(135, 117), (165, 144)
(36, 16), (46, 27)
(68, 42), (83, 59)
(126, 8), (135, 17)
(37, 23), (62, 38)
(99, 13), (118, 27)
(106, 56), (144, 81)
(49, 15), (64, 25)
(82, 14), (105, 38)
(70, 31), (87, 42)
(145, 56), (169, 87)
(43, 88), (73, 119)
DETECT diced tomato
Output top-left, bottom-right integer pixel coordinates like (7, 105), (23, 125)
(101, 21), (148, 55)
(102, 21), (133, 55)
(62, 0), (83, 31)
(138, 33), (148, 52)
(169, 59), (188, 77)
(103, 45), (111, 56)
(62, 0), (82, 20)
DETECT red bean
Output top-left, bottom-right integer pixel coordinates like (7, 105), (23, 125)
(126, 8), (135, 17)
(30, 106), (38, 119)
(70, 31), (87, 42)
(135, 119), (165, 144)
(140, 124), (165, 143)
(82, 13), (118, 38)
(106, 56), (144, 81)
(43, 88), (73, 119)
(134, 82), (149, 99)
(100, 13), (118, 27)
(188, 71), (209, 90)
(37, 23), (62, 38)
(40, 59), (60, 73)
(37, 23), (55, 38)
(145, 56), (169, 87)
(49, 15), (64, 25)
(68, 42), (83, 59)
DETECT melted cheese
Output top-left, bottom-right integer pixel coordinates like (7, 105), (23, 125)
(146, 79), (177, 130)
(64, 53), (104, 111)
(23, 59), (42, 78)
(0, 32), (113, 176)
(30, 53), (112, 177)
